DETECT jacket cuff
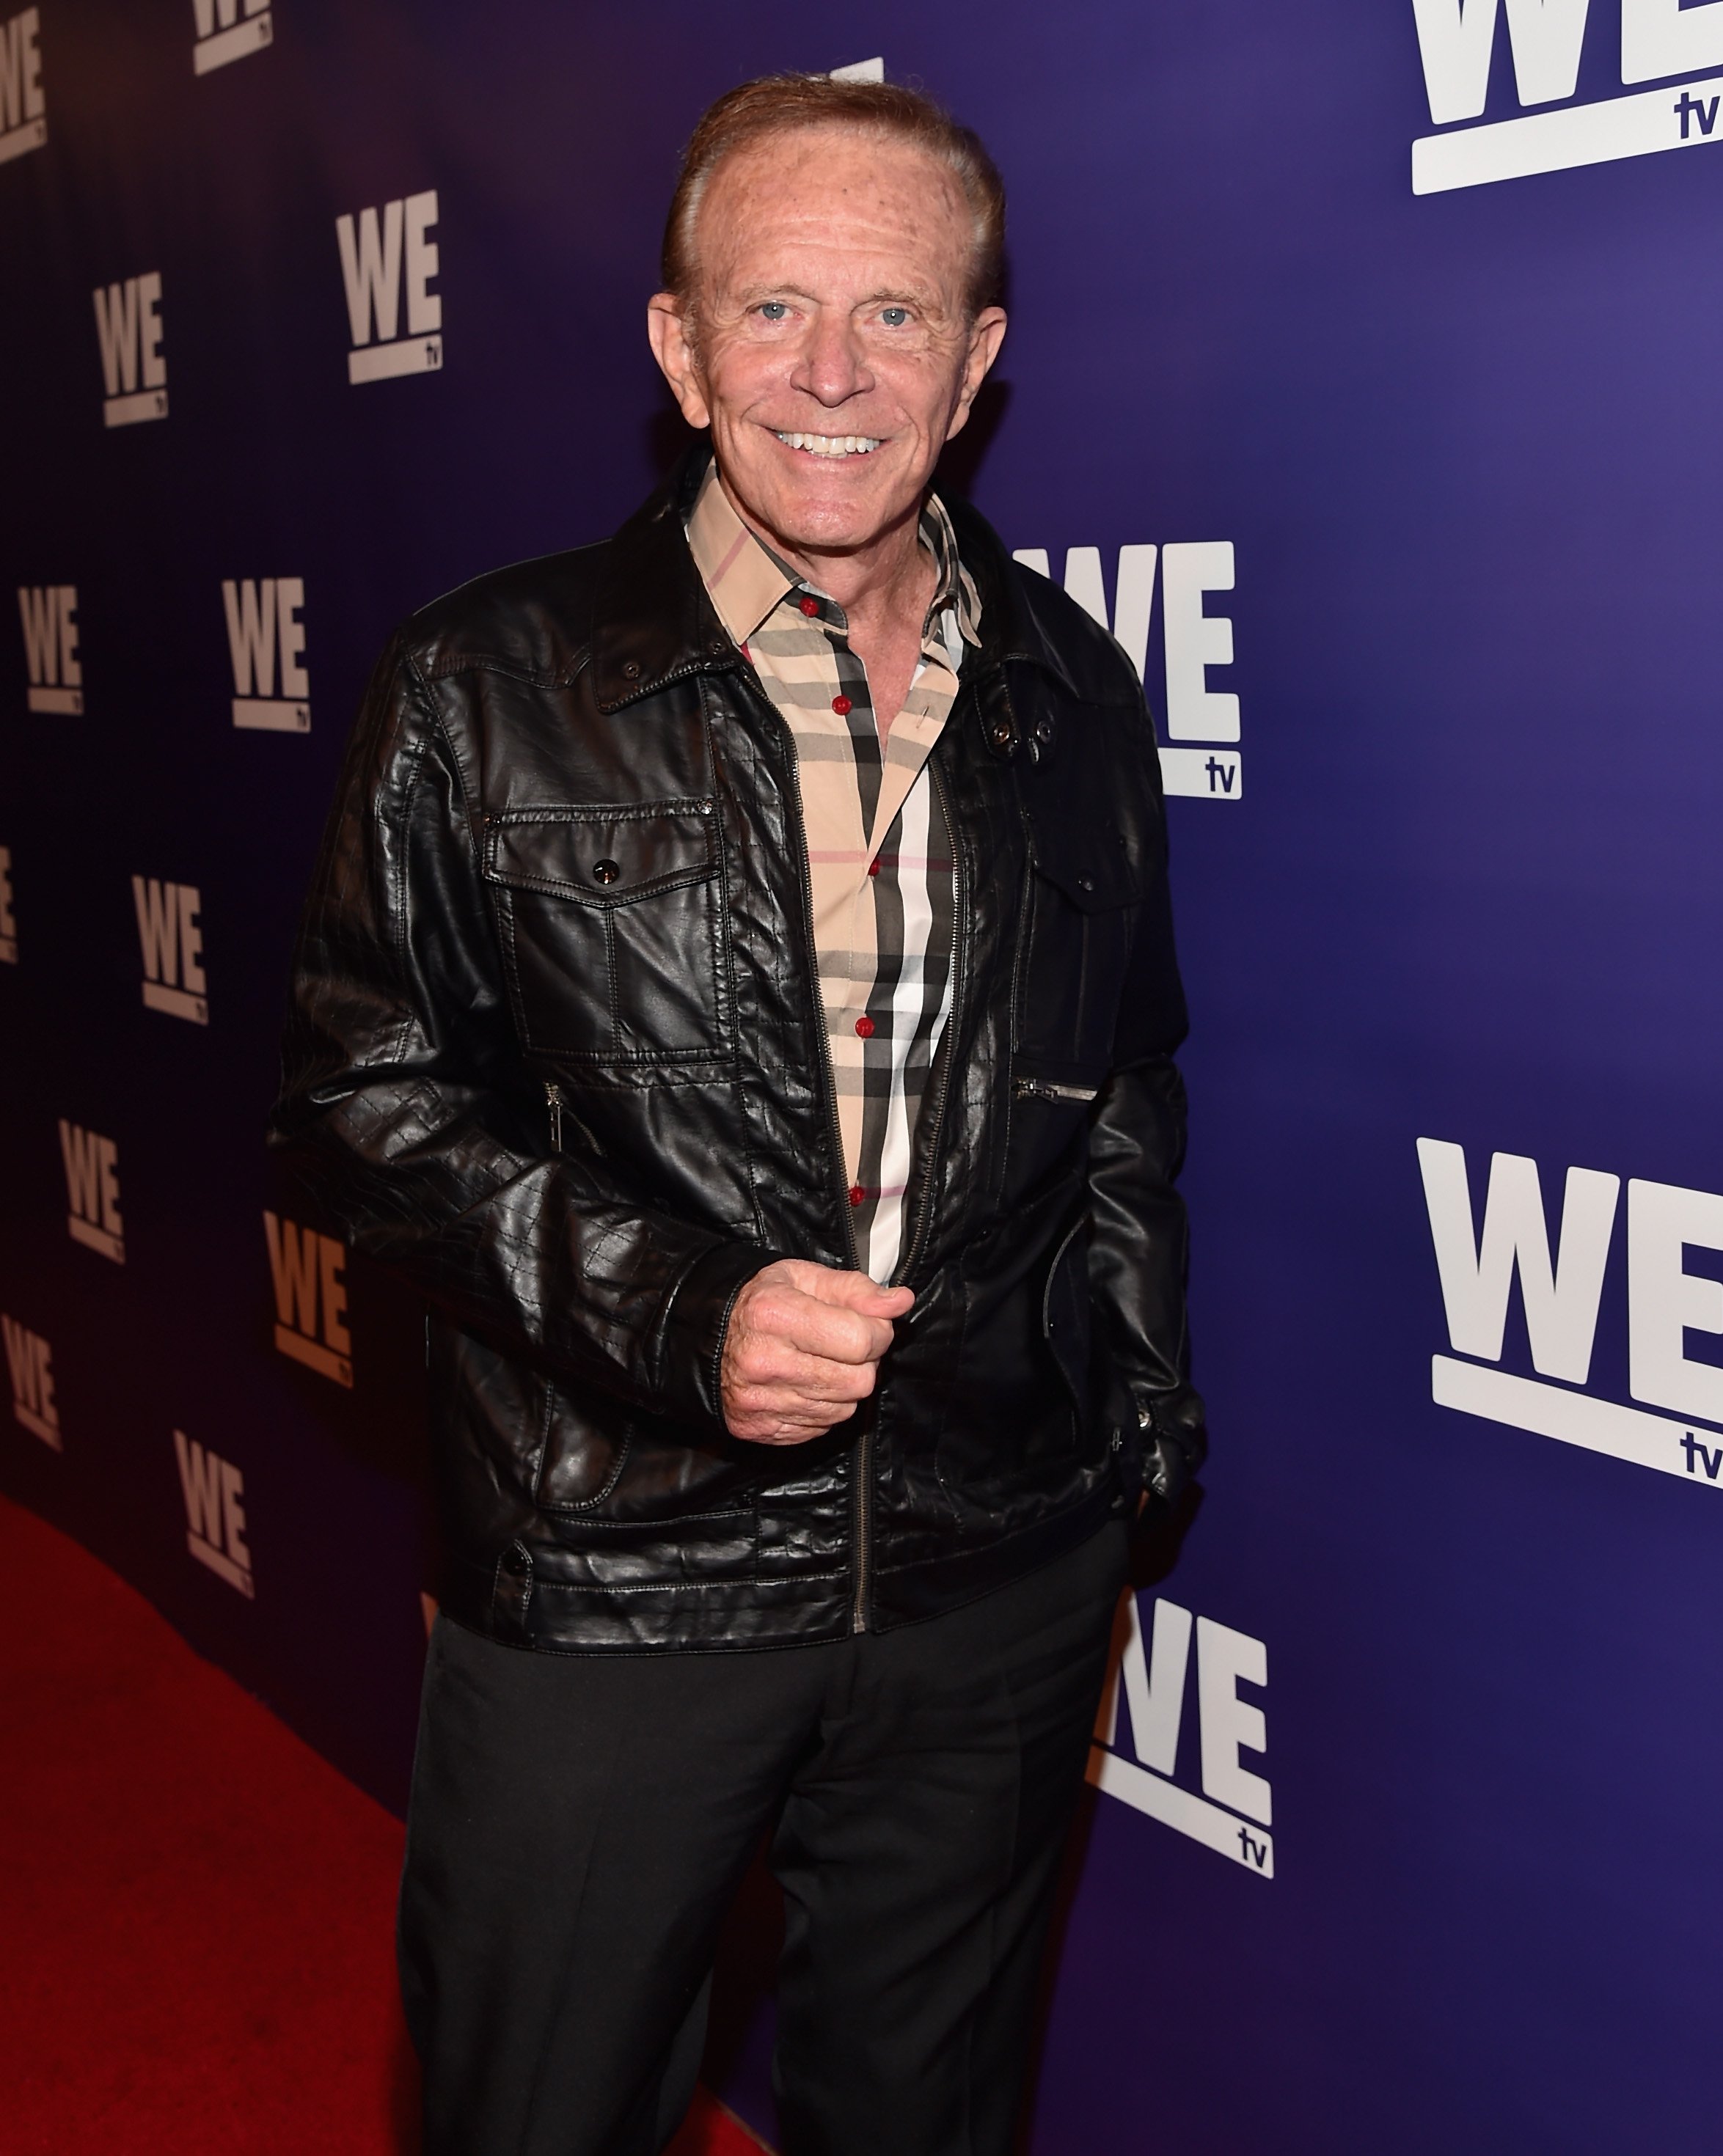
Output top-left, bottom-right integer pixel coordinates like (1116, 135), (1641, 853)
(1109, 1379), (1208, 1506)
(654, 1238), (783, 1437)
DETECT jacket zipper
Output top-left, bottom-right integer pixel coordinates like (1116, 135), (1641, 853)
(1012, 1077), (1099, 1105)
(544, 1079), (564, 1154)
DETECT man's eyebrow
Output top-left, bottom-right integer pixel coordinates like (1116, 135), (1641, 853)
(731, 282), (822, 304)
(726, 281), (947, 310)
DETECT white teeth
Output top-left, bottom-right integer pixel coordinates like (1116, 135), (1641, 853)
(775, 430), (882, 457)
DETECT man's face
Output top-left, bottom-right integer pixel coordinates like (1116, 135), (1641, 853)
(649, 128), (1006, 559)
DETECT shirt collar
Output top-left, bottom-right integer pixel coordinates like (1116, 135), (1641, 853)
(684, 458), (982, 655)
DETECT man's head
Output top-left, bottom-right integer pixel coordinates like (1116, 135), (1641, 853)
(647, 75), (1008, 567)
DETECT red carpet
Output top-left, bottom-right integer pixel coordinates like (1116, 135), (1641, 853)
(0, 1495), (768, 2155)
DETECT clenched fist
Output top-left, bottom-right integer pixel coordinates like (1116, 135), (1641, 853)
(721, 1258), (915, 1444)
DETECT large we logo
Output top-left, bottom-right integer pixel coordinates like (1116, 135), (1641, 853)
(0, 7), (45, 164)
(1412, 0), (1723, 193)
(175, 1430), (253, 1596)
(336, 191), (442, 384)
(17, 585), (81, 714)
(92, 274), (167, 428)
(223, 578), (309, 732)
(263, 1211), (351, 1386)
(191, 0), (271, 75)
(59, 1119), (122, 1264)
(1012, 542), (1243, 802)
(1422, 1139), (1723, 1491)
(4, 1314), (59, 1448)
(132, 876), (208, 1024)
(1089, 1591), (1273, 1877)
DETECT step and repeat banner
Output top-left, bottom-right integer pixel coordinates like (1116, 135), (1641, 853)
(4, 2), (1722, 2149)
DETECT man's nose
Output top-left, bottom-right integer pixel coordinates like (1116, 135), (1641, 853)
(791, 313), (874, 407)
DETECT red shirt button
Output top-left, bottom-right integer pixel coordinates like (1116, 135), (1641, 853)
(867, 857), (881, 877)
(854, 1015), (874, 1038)
(849, 1184), (866, 1207)
(832, 694), (852, 715)
(799, 595), (821, 616)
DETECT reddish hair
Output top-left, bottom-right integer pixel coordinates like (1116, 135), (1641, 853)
(662, 73), (1007, 318)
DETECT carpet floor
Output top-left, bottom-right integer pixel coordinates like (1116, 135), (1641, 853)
(0, 1495), (766, 2155)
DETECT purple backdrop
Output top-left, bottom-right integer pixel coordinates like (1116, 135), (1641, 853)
(5, 2), (1722, 2148)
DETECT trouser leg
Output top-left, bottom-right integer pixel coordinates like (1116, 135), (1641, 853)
(398, 1614), (828, 2156)
(769, 1522), (1129, 2156)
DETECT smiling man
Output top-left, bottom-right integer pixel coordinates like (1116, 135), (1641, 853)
(273, 72), (1203, 2156)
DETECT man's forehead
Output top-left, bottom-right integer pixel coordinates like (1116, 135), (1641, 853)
(698, 137), (971, 288)
(713, 122), (962, 191)
(703, 134), (967, 236)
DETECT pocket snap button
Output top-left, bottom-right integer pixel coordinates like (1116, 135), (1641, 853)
(592, 859), (621, 886)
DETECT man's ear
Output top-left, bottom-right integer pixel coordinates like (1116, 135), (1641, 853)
(647, 294), (711, 430)
(945, 307), (1007, 441)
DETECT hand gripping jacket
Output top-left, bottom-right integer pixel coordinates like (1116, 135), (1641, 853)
(269, 451), (1205, 1652)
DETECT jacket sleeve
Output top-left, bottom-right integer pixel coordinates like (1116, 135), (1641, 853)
(267, 637), (772, 1437)
(1084, 701), (1208, 1506)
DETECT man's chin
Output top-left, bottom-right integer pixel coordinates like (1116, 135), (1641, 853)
(728, 461), (923, 557)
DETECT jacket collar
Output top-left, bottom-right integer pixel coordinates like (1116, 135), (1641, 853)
(590, 437), (1078, 712)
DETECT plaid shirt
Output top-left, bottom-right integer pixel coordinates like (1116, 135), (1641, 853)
(686, 462), (981, 1282)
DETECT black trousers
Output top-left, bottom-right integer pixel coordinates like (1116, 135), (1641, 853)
(399, 1520), (1128, 2156)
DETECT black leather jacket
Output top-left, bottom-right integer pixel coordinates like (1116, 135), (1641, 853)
(270, 450), (1204, 1652)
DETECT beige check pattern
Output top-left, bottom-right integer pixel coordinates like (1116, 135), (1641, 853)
(686, 461), (981, 1280)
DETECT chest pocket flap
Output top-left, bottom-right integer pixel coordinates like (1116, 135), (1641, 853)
(481, 801), (725, 1062)
(1017, 807), (1141, 1082)
(484, 801), (719, 906)
(1027, 818), (1138, 912)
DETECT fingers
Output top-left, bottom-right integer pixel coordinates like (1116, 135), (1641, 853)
(724, 1392), (860, 1445)
(794, 1264), (916, 1319)
(722, 1324), (883, 1438)
(734, 1336), (881, 1397)
(720, 1258), (912, 1445)
(737, 1285), (889, 1367)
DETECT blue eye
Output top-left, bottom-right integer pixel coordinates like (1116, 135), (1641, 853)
(881, 307), (910, 327)
(758, 301), (789, 322)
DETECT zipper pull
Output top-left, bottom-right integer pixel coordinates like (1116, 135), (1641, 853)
(1013, 1077), (1100, 1106)
(544, 1080), (564, 1154)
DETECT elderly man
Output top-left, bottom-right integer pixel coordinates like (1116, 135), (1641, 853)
(273, 70), (1203, 2156)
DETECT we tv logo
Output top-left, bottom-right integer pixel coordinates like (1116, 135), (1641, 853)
(192, 0), (271, 76)
(1413, 0), (1723, 193)
(60, 1121), (122, 1264)
(17, 585), (81, 713)
(1089, 1590), (1273, 1877)
(263, 1211), (351, 1387)
(224, 578), (309, 732)
(175, 1430), (253, 1596)
(1012, 543), (1241, 802)
(337, 191), (442, 384)
(1422, 1140), (1723, 1491)
(132, 876), (207, 1024)
(4, 1314), (59, 1448)
(92, 274), (167, 428)
(0, 7), (45, 164)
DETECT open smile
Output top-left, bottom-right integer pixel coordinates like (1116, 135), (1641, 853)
(772, 430), (884, 458)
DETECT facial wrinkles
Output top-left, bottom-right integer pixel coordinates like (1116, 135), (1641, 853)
(677, 132), (987, 564)
(695, 138), (972, 383)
